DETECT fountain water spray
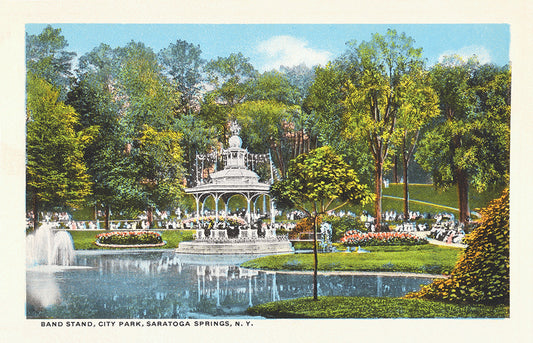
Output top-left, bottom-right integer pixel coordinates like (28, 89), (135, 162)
(26, 222), (75, 266)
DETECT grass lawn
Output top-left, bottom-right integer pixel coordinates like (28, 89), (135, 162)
(284, 184), (504, 218)
(246, 296), (509, 318)
(382, 183), (505, 212)
(240, 244), (462, 275)
(67, 229), (194, 250)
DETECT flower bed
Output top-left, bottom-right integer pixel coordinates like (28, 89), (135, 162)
(340, 230), (427, 246)
(96, 231), (163, 246)
(182, 215), (247, 227)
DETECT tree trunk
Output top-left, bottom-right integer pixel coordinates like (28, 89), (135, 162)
(312, 214), (319, 301)
(104, 204), (110, 230)
(374, 159), (383, 231)
(456, 169), (470, 223)
(403, 159), (409, 221)
(147, 206), (154, 229)
(393, 155), (399, 183)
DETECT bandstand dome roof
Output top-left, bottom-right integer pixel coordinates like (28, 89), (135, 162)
(228, 135), (242, 148)
(210, 168), (261, 183)
(185, 121), (270, 196)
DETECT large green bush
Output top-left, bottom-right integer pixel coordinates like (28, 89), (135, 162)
(405, 188), (509, 305)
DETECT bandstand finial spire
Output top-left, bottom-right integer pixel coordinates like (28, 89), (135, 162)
(229, 120), (241, 136)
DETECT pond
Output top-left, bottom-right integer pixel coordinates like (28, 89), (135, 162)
(27, 250), (434, 319)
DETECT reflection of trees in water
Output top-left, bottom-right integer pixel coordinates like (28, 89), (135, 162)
(27, 252), (431, 319)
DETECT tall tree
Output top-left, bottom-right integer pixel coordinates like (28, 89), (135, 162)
(248, 70), (300, 105)
(26, 73), (94, 231)
(247, 70), (317, 171)
(303, 63), (374, 186)
(26, 25), (76, 100)
(66, 44), (126, 227)
(204, 52), (258, 107)
(231, 100), (296, 176)
(175, 113), (218, 186)
(158, 40), (205, 114)
(342, 30), (424, 228)
(280, 63), (316, 105)
(116, 42), (186, 226)
(416, 57), (510, 223)
(271, 146), (372, 300)
(396, 69), (440, 220)
(203, 53), (258, 144)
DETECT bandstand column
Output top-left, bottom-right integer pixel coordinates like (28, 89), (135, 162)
(224, 201), (228, 224)
(201, 199), (205, 226)
(271, 199), (276, 225)
(214, 194), (220, 224)
(246, 196), (251, 224)
(195, 196), (200, 227)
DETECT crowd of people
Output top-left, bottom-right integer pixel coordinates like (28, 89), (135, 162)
(27, 207), (467, 245)
(428, 221), (466, 244)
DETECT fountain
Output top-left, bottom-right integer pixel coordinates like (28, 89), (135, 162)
(26, 222), (76, 267)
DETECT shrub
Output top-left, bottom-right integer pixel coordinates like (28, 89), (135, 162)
(289, 217), (321, 240)
(323, 215), (368, 241)
(96, 231), (163, 245)
(405, 189), (509, 305)
(340, 230), (428, 246)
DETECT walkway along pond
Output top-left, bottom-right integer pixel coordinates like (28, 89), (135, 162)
(27, 250), (436, 319)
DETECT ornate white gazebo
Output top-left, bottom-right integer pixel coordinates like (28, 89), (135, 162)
(185, 121), (275, 226)
(178, 122), (292, 255)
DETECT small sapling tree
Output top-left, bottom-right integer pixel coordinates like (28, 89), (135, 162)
(271, 146), (373, 300)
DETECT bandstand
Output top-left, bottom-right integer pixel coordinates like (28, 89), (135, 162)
(176, 121), (293, 255)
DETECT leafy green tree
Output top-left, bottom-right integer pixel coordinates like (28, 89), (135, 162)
(342, 30), (424, 228)
(158, 40), (205, 114)
(232, 100), (299, 176)
(247, 69), (318, 173)
(174, 113), (217, 186)
(303, 63), (374, 186)
(71, 42), (188, 227)
(26, 73), (94, 231)
(115, 42), (186, 226)
(110, 42), (183, 225)
(405, 188), (509, 305)
(133, 126), (185, 225)
(204, 52), (258, 106)
(203, 53), (258, 144)
(271, 146), (373, 300)
(248, 70), (300, 105)
(416, 56), (510, 223)
(26, 25), (76, 100)
(66, 44), (127, 227)
(395, 69), (440, 219)
(280, 63), (316, 105)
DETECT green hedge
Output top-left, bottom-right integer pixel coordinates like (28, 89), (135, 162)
(406, 189), (509, 305)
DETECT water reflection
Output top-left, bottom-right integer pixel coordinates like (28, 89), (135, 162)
(27, 251), (433, 319)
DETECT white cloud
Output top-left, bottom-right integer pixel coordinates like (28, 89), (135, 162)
(437, 45), (492, 65)
(257, 35), (332, 71)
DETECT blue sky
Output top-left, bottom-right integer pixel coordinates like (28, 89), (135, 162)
(26, 24), (510, 72)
